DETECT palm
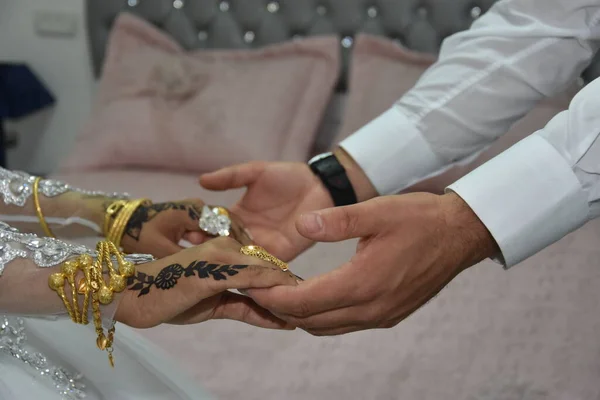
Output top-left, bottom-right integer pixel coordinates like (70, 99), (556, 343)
(168, 293), (221, 325)
(230, 164), (332, 261)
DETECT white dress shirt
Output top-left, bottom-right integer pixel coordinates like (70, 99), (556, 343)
(340, 0), (600, 268)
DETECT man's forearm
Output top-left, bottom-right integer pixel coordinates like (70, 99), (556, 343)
(439, 191), (499, 269)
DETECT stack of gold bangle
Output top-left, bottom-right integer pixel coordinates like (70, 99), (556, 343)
(48, 240), (136, 367)
(104, 199), (151, 248)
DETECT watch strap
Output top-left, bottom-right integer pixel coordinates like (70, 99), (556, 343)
(309, 154), (357, 207)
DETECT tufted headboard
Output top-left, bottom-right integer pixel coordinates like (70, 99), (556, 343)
(85, 0), (600, 153)
(86, 0), (504, 88)
(86, 0), (600, 87)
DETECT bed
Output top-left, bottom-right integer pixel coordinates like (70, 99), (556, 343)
(52, 1), (600, 399)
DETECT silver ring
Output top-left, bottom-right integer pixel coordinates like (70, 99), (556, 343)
(199, 205), (231, 237)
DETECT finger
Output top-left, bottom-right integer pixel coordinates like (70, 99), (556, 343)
(212, 292), (295, 330)
(305, 325), (367, 337)
(202, 237), (278, 268)
(275, 304), (375, 331)
(192, 262), (297, 306)
(229, 214), (253, 246)
(198, 237), (299, 285)
(246, 263), (364, 317)
(199, 162), (265, 191)
(295, 202), (383, 242)
(183, 231), (207, 245)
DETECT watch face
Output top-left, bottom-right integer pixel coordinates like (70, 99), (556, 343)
(308, 152), (333, 165)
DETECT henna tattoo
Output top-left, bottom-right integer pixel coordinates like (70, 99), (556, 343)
(124, 202), (203, 241)
(126, 260), (248, 297)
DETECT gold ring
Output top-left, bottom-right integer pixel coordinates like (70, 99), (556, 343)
(212, 206), (229, 217)
(240, 245), (289, 272)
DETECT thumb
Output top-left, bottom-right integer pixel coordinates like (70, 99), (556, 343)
(199, 162), (266, 191)
(295, 203), (380, 242)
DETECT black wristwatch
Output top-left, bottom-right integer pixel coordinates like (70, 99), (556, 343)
(308, 152), (357, 207)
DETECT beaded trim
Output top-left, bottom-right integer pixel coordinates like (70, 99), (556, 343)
(0, 316), (87, 399)
(0, 168), (129, 207)
(0, 222), (153, 275)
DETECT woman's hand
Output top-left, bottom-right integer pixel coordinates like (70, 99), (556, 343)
(115, 237), (298, 330)
(120, 199), (251, 258)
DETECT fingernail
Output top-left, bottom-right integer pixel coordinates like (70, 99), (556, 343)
(244, 228), (254, 240)
(301, 213), (323, 234)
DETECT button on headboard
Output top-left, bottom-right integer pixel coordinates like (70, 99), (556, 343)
(87, 0), (599, 88)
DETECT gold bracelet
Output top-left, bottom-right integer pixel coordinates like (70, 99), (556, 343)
(108, 200), (143, 246)
(103, 200), (127, 237)
(33, 177), (56, 238)
(106, 199), (150, 248)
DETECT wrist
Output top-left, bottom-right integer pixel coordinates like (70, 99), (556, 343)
(439, 191), (499, 270)
(333, 147), (378, 202)
(306, 167), (335, 209)
(41, 192), (110, 237)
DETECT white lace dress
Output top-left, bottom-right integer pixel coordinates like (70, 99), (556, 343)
(0, 169), (213, 399)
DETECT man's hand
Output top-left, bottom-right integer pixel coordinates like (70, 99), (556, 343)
(198, 148), (378, 262)
(247, 192), (499, 336)
(199, 162), (334, 261)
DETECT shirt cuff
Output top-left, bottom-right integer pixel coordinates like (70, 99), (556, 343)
(447, 134), (589, 268)
(339, 107), (447, 195)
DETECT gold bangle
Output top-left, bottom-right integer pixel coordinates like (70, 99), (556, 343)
(109, 199), (146, 246)
(103, 200), (127, 237)
(108, 200), (137, 246)
(33, 177), (56, 238)
(106, 199), (150, 248)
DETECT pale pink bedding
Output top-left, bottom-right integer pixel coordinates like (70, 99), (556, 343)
(61, 14), (339, 174)
(54, 169), (600, 400)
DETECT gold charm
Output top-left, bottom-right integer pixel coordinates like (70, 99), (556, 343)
(96, 334), (108, 350)
(48, 273), (65, 290)
(119, 262), (135, 278)
(61, 261), (78, 276)
(109, 275), (126, 292)
(77, 278), (88, 295)
(97, 286), (114, 305)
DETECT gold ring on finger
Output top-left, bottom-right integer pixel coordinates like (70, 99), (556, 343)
(240, 245), (289, 272)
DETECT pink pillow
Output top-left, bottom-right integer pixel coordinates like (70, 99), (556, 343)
(61, 13), (340, 173)
(337, 34), (578, 193)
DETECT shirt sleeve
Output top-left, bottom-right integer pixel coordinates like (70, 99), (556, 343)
(340, 0), (600, 195)
(448, 76), (600, 267)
